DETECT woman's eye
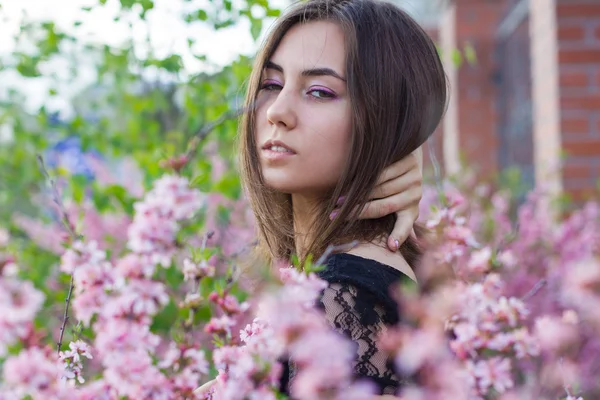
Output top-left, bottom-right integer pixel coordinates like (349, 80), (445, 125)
(308, 88), (336, 99)
(260, 81), (282, 91)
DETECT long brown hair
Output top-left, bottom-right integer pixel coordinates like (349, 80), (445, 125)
(239, 0), (447, 267)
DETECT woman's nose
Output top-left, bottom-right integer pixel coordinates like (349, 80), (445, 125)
(266, 89), (297, 130)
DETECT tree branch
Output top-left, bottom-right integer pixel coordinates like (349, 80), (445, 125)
(184, 105), (250, 162)
(36, 154), (81, 354)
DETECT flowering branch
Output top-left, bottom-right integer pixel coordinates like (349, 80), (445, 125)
(36, 155), (81, 242)
(36, 154), (81, 354)
(57, 274), (75, 354)
(184, 105), (249, 162)
(183, 231), (214, 330)
(521, 278), (547, 301)
(162, 103), (255, 172)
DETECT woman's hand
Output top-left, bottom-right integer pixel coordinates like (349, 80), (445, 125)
(359, 147), (423, 251)
(194, 379), (216, 395)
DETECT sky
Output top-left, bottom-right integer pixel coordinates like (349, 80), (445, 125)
(0, 0), (287, 116)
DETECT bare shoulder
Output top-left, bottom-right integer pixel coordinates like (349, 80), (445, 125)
(346, 241), (417, 282)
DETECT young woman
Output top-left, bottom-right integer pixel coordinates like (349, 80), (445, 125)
(238, 0), (447, 396)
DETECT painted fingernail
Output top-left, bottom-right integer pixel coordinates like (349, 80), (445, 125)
(394, 239), (400, 250)
(329, 210), (339, 220)
(336, 196), (346, 206)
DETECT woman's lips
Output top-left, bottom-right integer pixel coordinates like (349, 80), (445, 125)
(261, 148), (296, 162)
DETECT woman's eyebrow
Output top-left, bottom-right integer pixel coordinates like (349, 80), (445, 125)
(265, 60), (346, 82)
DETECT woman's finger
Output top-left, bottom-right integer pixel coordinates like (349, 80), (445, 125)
(375, 152), (419, 186)
(387, 207), (419, 251)
(370, 167), (421, 200)
(358, 185), (422, 220)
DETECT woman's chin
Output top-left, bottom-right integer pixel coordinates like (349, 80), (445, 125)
(263, 179), (296, 194)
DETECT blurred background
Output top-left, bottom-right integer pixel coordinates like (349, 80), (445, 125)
(0, 0), (599, 231)
(416, 0), (600, 210)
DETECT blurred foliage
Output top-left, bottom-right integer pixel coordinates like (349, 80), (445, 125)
(0, 0), (280, 336)
(0, 0), (280, 226)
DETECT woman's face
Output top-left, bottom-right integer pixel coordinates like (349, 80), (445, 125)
(255, 21), (352, 197)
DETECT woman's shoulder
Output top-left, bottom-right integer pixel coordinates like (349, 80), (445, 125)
(319, 240), (417, 283)
(316, 252), (412, 327)
(318, 252), (410, 284)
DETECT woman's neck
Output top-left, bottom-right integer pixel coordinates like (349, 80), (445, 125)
(291, 193), (321, 258)
(290, 194), (417, 283)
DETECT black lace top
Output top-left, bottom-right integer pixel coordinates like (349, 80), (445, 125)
(280, 253), (415, 396)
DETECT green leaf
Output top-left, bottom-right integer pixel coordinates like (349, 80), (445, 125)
(451, 48), (463, 68)
(70, 174), (89, 204)
(266, 8), (281, 17)
(250, 18), (262, 41)
(104, 184), (136, 215)
(212, 172), (240, 199)
(119, 0), (135, 9)
(139, 0), (154, 18)
(463, 42), (477, 65)
(151, 300), (178, 333)
(197, 9), (208, 21)
(16, 55), (41, 77)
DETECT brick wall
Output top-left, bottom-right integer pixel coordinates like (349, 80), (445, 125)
(439, 0), (505, 181)
(431, 0), (600, 202)
(557, 0), (600, 201)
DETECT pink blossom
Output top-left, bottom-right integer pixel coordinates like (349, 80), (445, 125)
(73, 379), (117, 400)
(510, 328), (540, 359)
(102, 279), (169, 320)
(492, 297), (529, 327)
(59, 340), (93, 384)
(102, 354), (173, 399)
(2, 346), (73, 399)
(0, 279), (45, 326)
(496, 250), (517, 269)
(205, 315), (237, 336)
(534, 314), (579, 353)
(72, 286), (111, 326)
(561, 258), (600, 308)
(445, 225), (478, 247)
(468, 247), (492, 273)
(94, 319), (160, 360)
(60, 340), (93, 363)
(67, 254), (116, 326)
(472, 357), (514, 394)
(183, 258), (215, 281)
(0, 278), (45, 356)
(450, 323), (484, 359)
(289, 330), (360, 399)
(60, 240), (106, 275)
(209, 292), (249, 315)
(395, 328), (448, 374)
(115, 253), (156, 279)
(127, 175), (205, 267)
